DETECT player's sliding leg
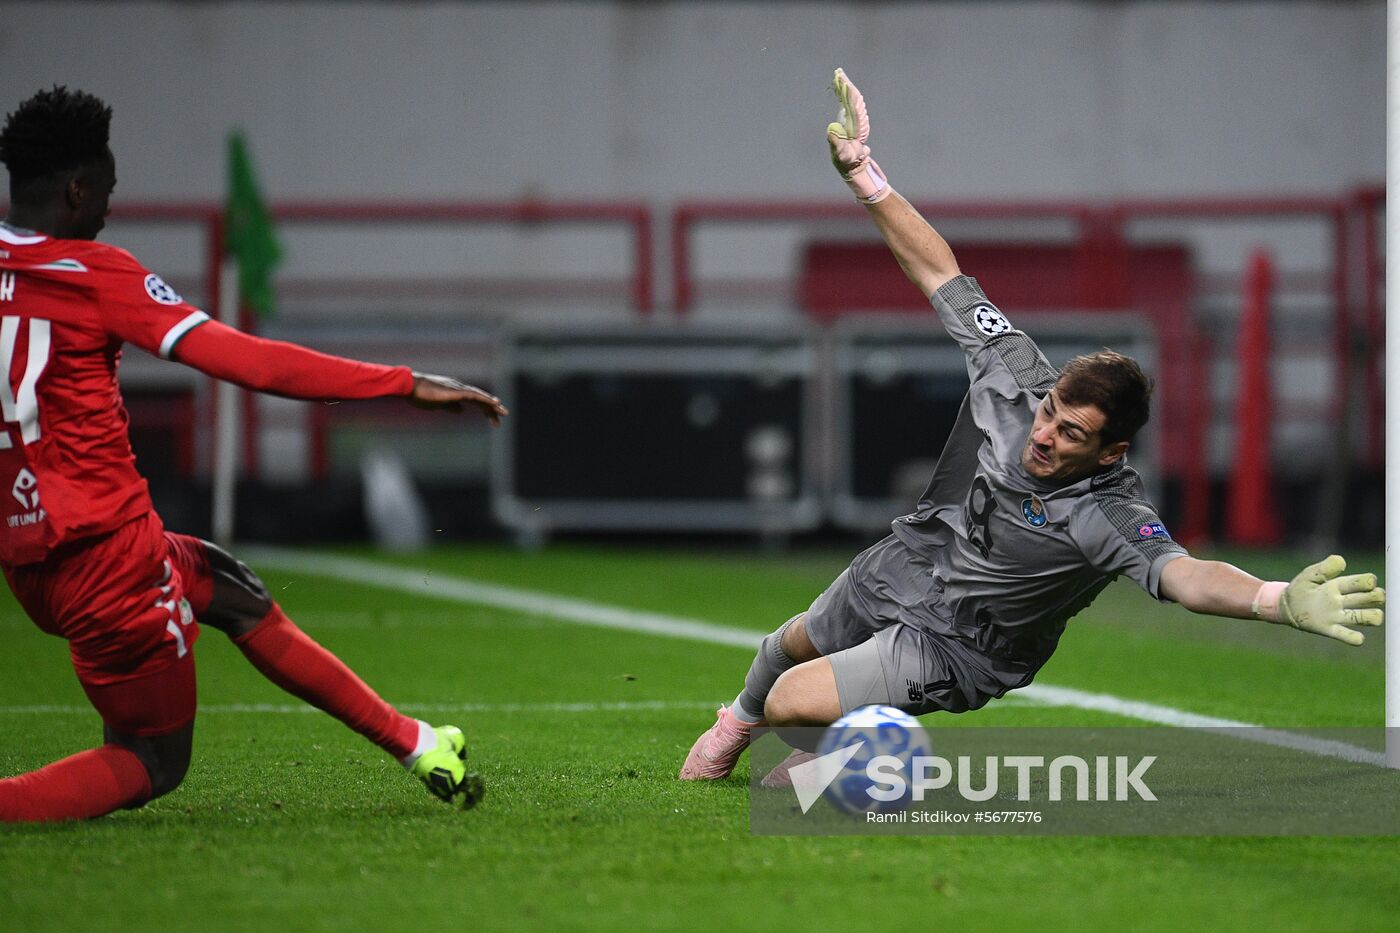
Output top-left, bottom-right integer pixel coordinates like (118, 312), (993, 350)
(764, 624), (971, 789)
(0, 745), (152, 822)
(764, 657), (843, 727)
(1, 516), (199, 822)
(684, 559), (948, 786)
(683, 588), (935, 784)
(756, 642), (898, 788)
(680, 554), (892, 781)
(232, 604), (484, 807)
(102, 723), (193, 802)
(0, 663), (196, 822)
(168, 532), (420, 755)
(232, 604), (421, 756)
(679, 613), (815, 780)
(167, 534), (483, 808)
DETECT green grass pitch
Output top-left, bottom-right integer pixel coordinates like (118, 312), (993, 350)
(1, 543), (1396, 931)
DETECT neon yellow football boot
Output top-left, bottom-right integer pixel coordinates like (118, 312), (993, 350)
(410, 725), (485, 809)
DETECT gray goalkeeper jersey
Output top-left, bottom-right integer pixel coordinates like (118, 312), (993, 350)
(889, 275), (1186, 687)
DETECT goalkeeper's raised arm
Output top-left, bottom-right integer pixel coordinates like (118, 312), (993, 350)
(827, 67), (960, 299)
(825, 67), (1385, 650)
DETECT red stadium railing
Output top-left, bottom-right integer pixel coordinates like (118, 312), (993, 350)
(101, 199), (656, 315)
(86, 199), (656, 480)
(261, 200), (654, 314)
(669, 199), (1101, 311)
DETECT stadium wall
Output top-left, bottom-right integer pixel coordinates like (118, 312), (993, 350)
(0, 2), (1380, 321)
(0, 2), (1381, 204)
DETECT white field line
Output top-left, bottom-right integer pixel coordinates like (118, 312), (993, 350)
(0, 700), (721, 716)
(227, 547), (1384, 767)
(248, 546), (762, 649)
(1017, 684), (1384, 765)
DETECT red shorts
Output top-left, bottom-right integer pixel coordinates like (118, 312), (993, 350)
(4, 512), (205, 736)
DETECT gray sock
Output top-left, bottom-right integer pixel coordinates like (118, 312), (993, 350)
(732, 614), (803, 722)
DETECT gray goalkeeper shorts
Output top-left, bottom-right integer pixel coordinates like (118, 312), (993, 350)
(804, 535), (996, 717)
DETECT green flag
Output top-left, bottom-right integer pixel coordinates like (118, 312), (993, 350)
(224, 131), (282, 318)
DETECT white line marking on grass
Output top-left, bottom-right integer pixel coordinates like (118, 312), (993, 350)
(1018, 684), (1384, 766)
(0, 700), (723, 716)
(242, 547), (1385, 767)
(242, 546), (763, 649)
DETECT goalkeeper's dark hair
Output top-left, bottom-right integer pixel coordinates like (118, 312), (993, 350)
(0, 86), (112, 194)
(1054, 350), (1154, 445)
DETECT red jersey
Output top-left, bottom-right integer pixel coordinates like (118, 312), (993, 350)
(0, 224), (415, 566)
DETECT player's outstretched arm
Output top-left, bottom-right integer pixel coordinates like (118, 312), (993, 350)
(172, 319), (506, 424)
(827, 67), (960, 299)
(1159, 554), (1385, 646)
(409, 372), (507, 423)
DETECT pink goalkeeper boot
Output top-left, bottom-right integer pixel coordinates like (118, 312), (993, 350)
(759, 749), (819, 789)
(678, 706), (759, 780)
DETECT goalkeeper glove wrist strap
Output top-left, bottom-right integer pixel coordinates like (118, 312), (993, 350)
(1251, 581), (1287, 623)
(843, 158), (892, 204)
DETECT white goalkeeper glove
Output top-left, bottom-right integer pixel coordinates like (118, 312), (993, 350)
(826, 68), (891, 204)
(1252, 555), (1385, 646)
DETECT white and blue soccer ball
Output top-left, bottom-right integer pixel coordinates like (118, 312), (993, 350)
(817, 705), (932, 816)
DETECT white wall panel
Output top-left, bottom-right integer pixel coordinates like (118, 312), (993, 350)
(0, 2), (1381, 202)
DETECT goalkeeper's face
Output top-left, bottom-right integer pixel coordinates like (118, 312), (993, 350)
(1022, 389), (1128, 485)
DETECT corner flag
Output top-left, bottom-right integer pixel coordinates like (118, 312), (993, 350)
(214, 131), (281, 548)
(224, 131), (282, 317)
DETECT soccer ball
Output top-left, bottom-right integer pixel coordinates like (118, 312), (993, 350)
(817, 705), (931, 817)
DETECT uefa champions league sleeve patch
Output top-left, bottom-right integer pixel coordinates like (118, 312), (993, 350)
(972, 304), (1012, 337)
(1137, 522), (1171, 541)
(144, 273), (183, 306)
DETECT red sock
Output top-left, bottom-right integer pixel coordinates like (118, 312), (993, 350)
(0, 745), (152, 822)
(234, 605), (419, 759)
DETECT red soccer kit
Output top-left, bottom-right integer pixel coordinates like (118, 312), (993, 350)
(0, 224), (414, 726)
